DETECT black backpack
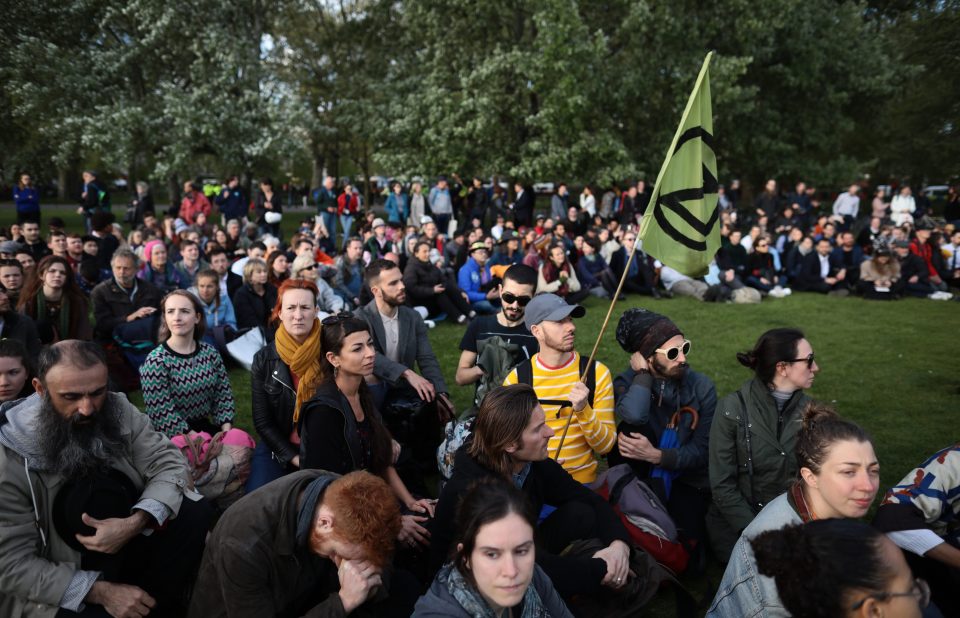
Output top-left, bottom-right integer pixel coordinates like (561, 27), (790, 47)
(515, 354), (597, 409)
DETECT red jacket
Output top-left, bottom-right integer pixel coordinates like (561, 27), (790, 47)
(909, 239), (937, 278)
(337, 192), (360, 215)
(180, 192), (212, 225)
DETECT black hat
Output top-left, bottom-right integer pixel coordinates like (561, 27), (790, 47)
(499, 230), (520, 244)
(615, 308), (682, 358)
(52, 469), (139, 552)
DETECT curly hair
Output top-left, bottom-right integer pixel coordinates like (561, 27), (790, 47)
(311, 471), (401, 569)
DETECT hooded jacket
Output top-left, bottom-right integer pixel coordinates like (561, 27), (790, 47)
(0, 392), (194, 618)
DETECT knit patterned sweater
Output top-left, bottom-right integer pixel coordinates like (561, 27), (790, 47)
(140, 341), (236, 437)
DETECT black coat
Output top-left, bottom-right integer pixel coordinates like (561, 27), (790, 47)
(429, 444), (631, 594)
(0, 311), (41, 360)
(796, 251), (834, 288)
(90, 277), (164, 340)
(250, 342), (297, 466)
(298, 381), (387, 475)
(402, 258), (445, 303)
(232, 283), (277, 332)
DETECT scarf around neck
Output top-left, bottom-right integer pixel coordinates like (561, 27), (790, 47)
(276, 318), (322, 423)
(37, 292), (70, 341)
(442, 563), (547, 618)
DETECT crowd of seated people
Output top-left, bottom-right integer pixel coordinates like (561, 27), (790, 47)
(0, 172), (955, 616)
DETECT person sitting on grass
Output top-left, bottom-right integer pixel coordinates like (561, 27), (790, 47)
(18, 255), (93, 344)
(0, 339), (34, 403)
(139, 290), (236, 438)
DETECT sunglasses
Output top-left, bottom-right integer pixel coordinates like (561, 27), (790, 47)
(786, 353), (815, 369)
(501, 292), (532, 306)
(321, 311), (354, 326)
(655, 339), (691, 361)
(302, 264), (317, 271)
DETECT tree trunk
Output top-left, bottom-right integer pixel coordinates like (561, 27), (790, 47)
(58, 167), (68, 201)
(168, 174), (181, 213)
(310, 150), (325, 191)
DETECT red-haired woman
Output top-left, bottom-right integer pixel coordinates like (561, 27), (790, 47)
(246, 279), (320, 492)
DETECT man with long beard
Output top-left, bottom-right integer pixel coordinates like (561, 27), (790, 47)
(609, 308), (716, 553)
(0, 340), (210, 618)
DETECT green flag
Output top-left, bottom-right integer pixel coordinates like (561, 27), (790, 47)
(639, 52), (718, 277)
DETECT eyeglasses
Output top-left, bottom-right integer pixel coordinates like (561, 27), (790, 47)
(655, 339), (691, 361)
(321, 311), (353, 326)
(302, 264), (317, 271)
(501, 292), (532, 306)
(785, 353), (815, 369)
(850, 578), (930, 611)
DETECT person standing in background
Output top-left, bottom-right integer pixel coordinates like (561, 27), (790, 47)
(12, 172), (40, 225)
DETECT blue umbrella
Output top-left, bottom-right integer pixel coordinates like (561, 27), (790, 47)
(651, 406), (699, 500)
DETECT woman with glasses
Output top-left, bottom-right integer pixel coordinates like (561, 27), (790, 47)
(745, 235), (791, 298)
(140, 290), (236, 438)
(707, 328), (819, 562)
(246, 279), (319, 492)
(17, 255), (93, 344)
(708, 404), (881, 617)
(298, 312), (436, 551)
(291, 253), (345, 316)
(751, 519), (926, 618)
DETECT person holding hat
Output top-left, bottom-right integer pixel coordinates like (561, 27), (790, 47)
(0, 340), (211, 617)
(457, 241), (499, 315)
(610, 308), (716, 548)
(502, 294), (615, 484)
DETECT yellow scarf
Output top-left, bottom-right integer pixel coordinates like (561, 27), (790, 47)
(275, 318), (322, 423)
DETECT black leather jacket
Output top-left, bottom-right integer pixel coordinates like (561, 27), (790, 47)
(250, 342), (298, 466)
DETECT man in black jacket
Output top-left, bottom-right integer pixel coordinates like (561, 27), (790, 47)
(90, 248), (163, 342)
(895, 239), (937, 298)
(430, 384), (632, 598)
(794, 237), (847, 294)
(511, 182), (535, 228)
(189, 470), (411, 618)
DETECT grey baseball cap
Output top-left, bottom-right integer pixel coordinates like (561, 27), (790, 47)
(0, 241), (22, 255)
(523, 293), (586, 330)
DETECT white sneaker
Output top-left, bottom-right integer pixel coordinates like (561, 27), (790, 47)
(424, 320), (436, 329)
(782, 287), (792, 296)
(768, 287), (784, 298)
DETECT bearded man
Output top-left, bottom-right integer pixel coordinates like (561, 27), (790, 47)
(609, 308), (716, 550)
(0, 340), (210, 618)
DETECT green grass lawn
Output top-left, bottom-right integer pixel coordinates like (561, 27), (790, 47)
(6, 203), (959, 614)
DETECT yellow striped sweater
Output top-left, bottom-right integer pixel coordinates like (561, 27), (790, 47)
(503, 352), (615, 483)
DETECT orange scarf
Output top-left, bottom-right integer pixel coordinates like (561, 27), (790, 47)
(275, 318), (322, 422)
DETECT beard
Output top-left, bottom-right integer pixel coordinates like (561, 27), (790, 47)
(37, 393), (126, 480)
(381, 288), (406, 307)
(502, 304), (524, 323)
(651, 355), (688, 382)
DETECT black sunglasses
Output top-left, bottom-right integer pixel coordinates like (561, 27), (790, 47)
(302, 264), (317, 271)
(501, 292), (532, 306)
(786, 353), (815, 368)
(321, 311), (354, 326)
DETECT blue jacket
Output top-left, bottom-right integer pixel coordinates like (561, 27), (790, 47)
(576, 254), (608, 288)
(384, 193), (408, 224)
(214, 187), (247, 221)
(614, 366), (717, 488)
(196, 292), (238, 330)
(457, 257), (490, 303)
(12, 186), (39, 214)
(829, 245), (864, 271)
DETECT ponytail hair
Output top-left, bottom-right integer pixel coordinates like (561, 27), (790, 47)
(737, 328), (805, 385)
(796, 401), (872, 476)
(751, 519), (893, 618)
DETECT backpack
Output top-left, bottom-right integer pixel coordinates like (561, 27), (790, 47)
(592, 464), (690, 575)
(515, 353), (597, 409)
(170, 429), (255, 509)
(96, 186), (111, 211)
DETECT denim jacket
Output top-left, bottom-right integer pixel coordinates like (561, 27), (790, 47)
(707, 493), (799, 617)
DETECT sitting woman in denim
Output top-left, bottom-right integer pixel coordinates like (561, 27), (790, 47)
(708, 404), (880, 617)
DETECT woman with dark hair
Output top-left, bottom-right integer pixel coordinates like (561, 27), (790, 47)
(0, 339), (34, 402)
(13, 172), (40, 225)
(137, 239), (187, 293)
(17, 255), (92, 344)
(254, 177), (283, 238)
(232, 257), (278, 335)
(707, 328), (819, 561)
(139, 290), (236, 438)
(751, 520), (926, 618)
(537, 244), (589, 304)
(708, 404), (880, 616)
(413, 478), (573, 617)
(267, 251), (290, 287)
(403, 240), (474, 323)
(298, 313), (435, 550)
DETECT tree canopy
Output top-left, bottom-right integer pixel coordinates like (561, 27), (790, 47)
(1, 0), (954, 199)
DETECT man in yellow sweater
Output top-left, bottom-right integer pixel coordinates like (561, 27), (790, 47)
(503, 293), (615, 483)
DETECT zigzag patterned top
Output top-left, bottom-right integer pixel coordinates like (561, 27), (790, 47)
(140, 341), (237, 437)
